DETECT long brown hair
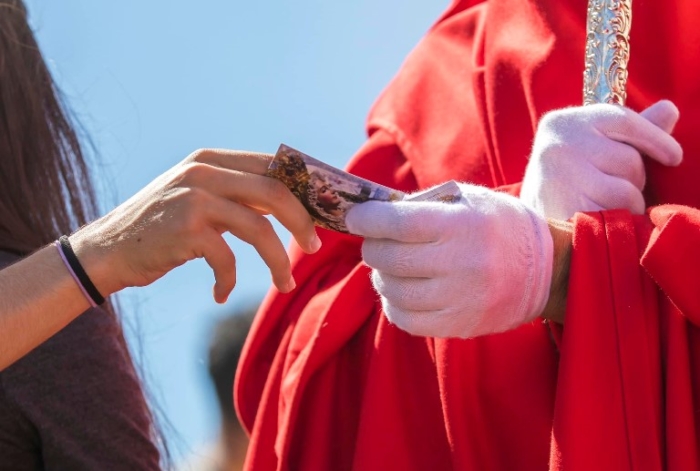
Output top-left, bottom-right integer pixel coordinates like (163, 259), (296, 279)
(0, 0), (97, 254)
(0, 1), (171, 466)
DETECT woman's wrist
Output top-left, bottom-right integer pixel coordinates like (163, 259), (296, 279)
(68, 222), (124, 299)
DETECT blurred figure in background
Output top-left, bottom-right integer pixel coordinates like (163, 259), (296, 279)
(181, 305), (256, 471)
(208, 307), (256, 470)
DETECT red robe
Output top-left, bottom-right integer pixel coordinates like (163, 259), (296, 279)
(236, 0), (700, 469)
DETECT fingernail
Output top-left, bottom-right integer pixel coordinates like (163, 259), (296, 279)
(286, 277), (297, 292)
(213, 285), (224, 304)
(309, 234), (322, 252)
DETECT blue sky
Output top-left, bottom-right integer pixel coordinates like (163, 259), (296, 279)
(26, 0), (448, 464)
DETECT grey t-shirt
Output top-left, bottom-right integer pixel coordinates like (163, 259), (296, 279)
(0, 251), (161, 470)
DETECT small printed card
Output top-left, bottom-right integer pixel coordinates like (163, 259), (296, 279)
(267, 144), (461, 234)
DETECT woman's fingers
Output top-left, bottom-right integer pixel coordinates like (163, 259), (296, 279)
(86, 148), (322, 299)
(186, 148), (273, 175)
(173, 149), (322, 296)
(180, 162), (321, 254)
(199, 231), (238, 303)
(233, 175), (320, 254)
(202, 196), (295, 293)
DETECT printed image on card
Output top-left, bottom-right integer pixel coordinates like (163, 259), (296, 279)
(267, 144), (463, 234)
(267, 144), (406, 233)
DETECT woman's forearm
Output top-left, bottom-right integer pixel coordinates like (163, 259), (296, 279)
(0, 244), (92, 370)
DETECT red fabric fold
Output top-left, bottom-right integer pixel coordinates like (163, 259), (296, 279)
(236, 0), (700, 469)
(553, 207), (700, 470)
(552, 210), (664, 470)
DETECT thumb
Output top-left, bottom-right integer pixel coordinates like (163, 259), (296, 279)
(640, 99), (680, 133)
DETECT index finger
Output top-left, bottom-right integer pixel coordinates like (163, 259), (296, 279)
(186, 148), (274, 175)
(187, 165), (321, 254)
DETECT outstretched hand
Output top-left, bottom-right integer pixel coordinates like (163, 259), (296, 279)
(69, 149), (321, 303)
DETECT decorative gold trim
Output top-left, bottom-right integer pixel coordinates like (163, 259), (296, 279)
(583, 0), (632, 105)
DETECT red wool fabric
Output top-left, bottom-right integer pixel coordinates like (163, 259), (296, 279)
(236, 0), (700, 469)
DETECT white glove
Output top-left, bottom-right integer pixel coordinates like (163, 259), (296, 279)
(345, 183), (553, 339)
(520, 100), (683, 220)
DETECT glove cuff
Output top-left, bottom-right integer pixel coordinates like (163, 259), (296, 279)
(456, 183), (554, 336)
(520, 205), (554, 323)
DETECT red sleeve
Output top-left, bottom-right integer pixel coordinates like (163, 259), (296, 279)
(641, 205), (700, 324)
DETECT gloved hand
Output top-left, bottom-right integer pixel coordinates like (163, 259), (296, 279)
(345, 183), (553, 338)
(520, 100), (683, 220)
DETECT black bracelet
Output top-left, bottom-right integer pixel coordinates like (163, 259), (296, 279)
(58, 235), (105, 306)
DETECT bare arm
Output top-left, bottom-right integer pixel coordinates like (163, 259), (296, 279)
(0, 149), (321, 371)
(0, 245), (92, 370)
